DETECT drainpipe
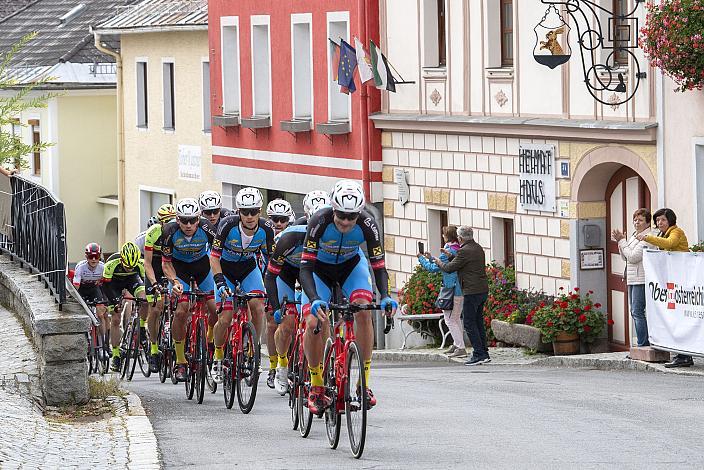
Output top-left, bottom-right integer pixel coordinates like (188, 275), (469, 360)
(92, 29), (126, 245)
(656, 70), (665, 208)
(359, 0), (371, 200)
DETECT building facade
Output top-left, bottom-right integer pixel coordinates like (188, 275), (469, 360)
(207, 0), (383, 213)
(374, 0), (664, 350)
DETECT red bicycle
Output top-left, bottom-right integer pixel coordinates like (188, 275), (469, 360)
(321, 302), (393, 459)
(220, 289), (265, 413)
(183, 282), (211, 404)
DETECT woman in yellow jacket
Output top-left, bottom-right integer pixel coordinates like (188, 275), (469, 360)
(637, 207), (691, 367)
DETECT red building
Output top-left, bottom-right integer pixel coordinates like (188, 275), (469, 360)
(208, 0), (382, 212)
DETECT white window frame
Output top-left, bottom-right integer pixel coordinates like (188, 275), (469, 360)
(135, 57), (148, 129)
(250, 15), (272, 117)
(291, 13), (314, 123)
(220, 16), (241, 116)
(692, 137), (704, 242)
(161, 57), (175, 131)
(326, 11), (351, 127)
(201, 57), (211, 133)
(138, 185), (175, 231)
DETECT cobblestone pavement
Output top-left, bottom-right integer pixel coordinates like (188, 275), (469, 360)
(0, 305), (159, 469)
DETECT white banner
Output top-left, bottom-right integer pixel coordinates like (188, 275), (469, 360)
(178, 145), (202, 181)
(518, 143), (556, 212)
(643, 250), (704, 356)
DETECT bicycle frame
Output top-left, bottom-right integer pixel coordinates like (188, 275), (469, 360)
(329, 310), (356, 413)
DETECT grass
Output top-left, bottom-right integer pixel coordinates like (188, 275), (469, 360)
(45, 376), (126, 423)
(88, 375), (126, 400)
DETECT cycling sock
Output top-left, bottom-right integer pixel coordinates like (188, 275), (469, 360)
(214, 346), (224, 361)
(139, 318), (147, 328)
(174, 340), (186, 364)
(278, 355), (288, 368)
(150, 342), (159, 355)
(309, 363), (323, 387)
(112, 346), (120, 358)
(269, 354), (278, 370)
(364, 360), (372, 387)
(206, 325), (214, 343)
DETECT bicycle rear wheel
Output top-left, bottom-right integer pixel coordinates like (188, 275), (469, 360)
(195, 318), (207, 404)
(126, 318), (140, 381)
(119, 324), (131, 380)
(323, 338), (341, 449)
(99, 331), (110, 375)
(223, 340), (235, 409)
(289, 341), (300, 430)
(235, 321), (260, 414)
(297, 353), (313, 438)
(345, 341), (367, 459)
(138, 328), (151, 378)
(157, 313), (168, 383)
(87, 327), (97, 375)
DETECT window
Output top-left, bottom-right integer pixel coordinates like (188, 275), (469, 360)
(327, 13), (350, 122)
(11, 118), (21, 169)
(612, 0), (629, 66)
(221, 17), (241, 115)
(251, 17), (271, 117)
(422, 0), (446, 68)
(202, 61), (211, 132)
(500, 0), (513, 67)
(29, 119), (40, 176)
(291, 14), (313, 120)
(163, 61), (175, 130)
(491, 217), (515, 267)
(136, 61), (148, 128)
(139, 189), (172, 231)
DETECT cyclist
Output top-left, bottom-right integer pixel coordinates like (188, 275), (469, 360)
(210, 187), (275, 384)
(294, 190), (330, 225)
(161, 198), (218, 382)
(135, 216), (159, 256)
(266, 198), (294, 235)
(73, 243), (108, 339)
(299, 180), (397, 414)
(143, 203), (176, 372)
(102, 241), (147, 372)
(199, 190), (232, 228)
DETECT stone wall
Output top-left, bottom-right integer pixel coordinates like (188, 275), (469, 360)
(0, 255), (90, 405)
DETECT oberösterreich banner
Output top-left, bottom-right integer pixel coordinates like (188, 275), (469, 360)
(643, 250), (704, 356)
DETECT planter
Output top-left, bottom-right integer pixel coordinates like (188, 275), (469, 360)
(490, 319), (553, 353)
(552, 331), (580, 355)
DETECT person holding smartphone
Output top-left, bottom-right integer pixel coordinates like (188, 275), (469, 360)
(417, 225), (466, 358)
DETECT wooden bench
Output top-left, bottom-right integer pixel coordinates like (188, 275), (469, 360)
(396, 312), (451, 350)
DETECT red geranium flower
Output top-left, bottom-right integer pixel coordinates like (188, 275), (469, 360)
(574, 287), (580, 292)
(578, 314), (587, 323)
(547, 321), (554, 327)
(573, 307), (581, 314)
(594, 303), (602, 309)
(583, 325), (591, 332)
(584, 305), (591, 311)
(607, 319), (614, 325)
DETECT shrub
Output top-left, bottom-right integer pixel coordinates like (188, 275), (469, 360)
(399, 264), (442, 316)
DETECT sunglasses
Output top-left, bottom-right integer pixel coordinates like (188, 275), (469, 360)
(240, 209), (260, 217)
(86, 254), (100, 260)
(334, 210), (359, 221)
(178, 217), (199, 225)
(271, 215), (289, 224)
(203, 209), (220, 216)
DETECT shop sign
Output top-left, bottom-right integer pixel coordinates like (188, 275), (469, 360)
(519, 143), (556, 212)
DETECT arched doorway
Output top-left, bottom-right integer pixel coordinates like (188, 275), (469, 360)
(605, 167), (651, 350)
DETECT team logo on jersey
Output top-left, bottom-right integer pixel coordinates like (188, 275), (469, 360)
(306, 240), (317, 249)
(372, 246), (383, 256)
(212, 239), (222, 250)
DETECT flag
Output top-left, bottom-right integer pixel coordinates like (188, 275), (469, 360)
(330, 39), (340, 81)
(337, 39), (357, 93)
(354, 37), (374, 84)
(370, 40), (396, 92)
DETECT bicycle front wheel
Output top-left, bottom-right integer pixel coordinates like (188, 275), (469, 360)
(235, 321), (260, 414)
(297, 352), (313, 438)
(345, 341), (367, 459)
(289, 341), (300, 430)
(223, 340), (235, 409)
(126, 318), (140, 381)
(195, 318), (206, 404)
(185, 323), (195, 400)
(323, 338), (341, 449)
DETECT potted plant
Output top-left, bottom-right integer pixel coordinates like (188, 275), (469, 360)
(399, 265), (442, 316)
(530, 288), (612, 355)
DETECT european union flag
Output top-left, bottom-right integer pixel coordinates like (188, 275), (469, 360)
(337, 39), (357, 93)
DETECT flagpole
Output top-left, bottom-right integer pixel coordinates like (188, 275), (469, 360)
(359, 0), (371, 201)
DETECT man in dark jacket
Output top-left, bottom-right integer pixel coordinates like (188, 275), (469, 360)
(430, 226), (490, 365)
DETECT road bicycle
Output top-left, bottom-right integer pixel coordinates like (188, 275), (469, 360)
(220, 288), (265, 414)
(86, 300), (109, 376)
(183, 282), (212, 404)
(118, 296), (151, 381)
(278, 296), (309, 434)
(321, 302), (393, 459)
(153, 279), (177, 384)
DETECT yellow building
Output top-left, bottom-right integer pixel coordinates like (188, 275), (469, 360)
(94, 0), (219, 243)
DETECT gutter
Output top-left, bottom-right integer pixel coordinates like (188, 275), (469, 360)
(91, 28), (126, 245)
(656, 70), (665, 207)
(359, 0), (371, 200)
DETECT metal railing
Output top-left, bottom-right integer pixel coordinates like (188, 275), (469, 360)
(0, 175), (67, 307)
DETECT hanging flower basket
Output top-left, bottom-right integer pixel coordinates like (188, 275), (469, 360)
(640, 0), (704, 92)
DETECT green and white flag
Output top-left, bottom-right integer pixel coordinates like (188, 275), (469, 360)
(354, 37), (374, 84)
(370, 40), (396, 92)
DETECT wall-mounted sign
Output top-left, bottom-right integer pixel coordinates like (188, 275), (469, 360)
(178, 145), (201, 181)
(580, 248), (605, 270)
(519, 143), (556, 212)
(558, 200), (570, 218)
(394, 168), (409, 205)
(559, 160), (570, 178)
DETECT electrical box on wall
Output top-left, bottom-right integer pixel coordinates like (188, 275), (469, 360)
(582, 224), (601, 247)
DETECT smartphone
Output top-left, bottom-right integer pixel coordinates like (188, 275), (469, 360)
(417, 241), (425, 254)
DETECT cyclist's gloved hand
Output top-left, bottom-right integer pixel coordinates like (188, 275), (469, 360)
(380, 297), (398, 316)
(273, 309), (283, 324)
(310, 299), (328, 318)
(217, 284), (229, 300)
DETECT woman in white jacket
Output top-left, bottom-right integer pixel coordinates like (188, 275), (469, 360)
(612, 208), (653, 347)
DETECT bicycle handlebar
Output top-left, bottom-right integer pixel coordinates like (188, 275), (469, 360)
(216, 288), (267, 313)
(313, 303), (395, 335)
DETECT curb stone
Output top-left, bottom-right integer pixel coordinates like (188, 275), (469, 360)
(123, 392), (161, 469)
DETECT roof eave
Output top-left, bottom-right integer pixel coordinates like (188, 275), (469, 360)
(93, 24), (208, 35)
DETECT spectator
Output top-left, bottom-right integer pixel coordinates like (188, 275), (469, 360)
(417, 225), (465, 358)
(430, 226), (490, 366)
(637, 208), (692, 368)
(612, 208), (653, 348)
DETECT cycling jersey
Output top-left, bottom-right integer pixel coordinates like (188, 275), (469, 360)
(161, 218), (217, 263)
(102, 253), (145, 305)
(293, 216), (308, 226)
(211, 215), (274, 264)
(144, 223), (165, 256)
(72, 260), (104, 287)
(102, 253), (146, 280)
(134, 230), (147, 255)
(300, 207), (389, 303)
(264, 225), (306, 311)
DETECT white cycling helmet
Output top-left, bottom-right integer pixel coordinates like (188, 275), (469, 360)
(330, 180), (365, 213)
(303, 190), (330, 218)
(266, 199), (294, 218)
(176, 198), (201, 218)
(198, 190), (222, 211)
(235, 187), (264, 209)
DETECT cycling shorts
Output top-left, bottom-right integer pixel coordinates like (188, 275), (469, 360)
(103, 274), (145, 306)
(78, 284), (107, 306)
(215, 259), (265, 303)
(301, 255), (373, 316)
(172, 256), (214, 294)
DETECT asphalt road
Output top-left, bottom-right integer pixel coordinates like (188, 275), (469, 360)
(126, 362), (704, 469)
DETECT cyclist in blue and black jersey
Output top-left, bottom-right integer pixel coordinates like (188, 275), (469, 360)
(199, 190), (233, 229)
(299, 180), (397, 415)
(209, 187), (275, 383)
(161, 198), (218, 382)
(292, 190), (330, 226)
